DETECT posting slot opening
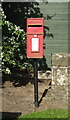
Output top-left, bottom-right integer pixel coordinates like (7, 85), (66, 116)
(28, 25), (42, 27)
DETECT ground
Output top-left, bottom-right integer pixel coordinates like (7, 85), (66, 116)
(1, 72), (68, 119)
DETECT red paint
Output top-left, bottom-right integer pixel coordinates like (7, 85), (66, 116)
(26, 18), (44, 58)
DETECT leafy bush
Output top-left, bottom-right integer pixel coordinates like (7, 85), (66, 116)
(2, 10), (33, 74)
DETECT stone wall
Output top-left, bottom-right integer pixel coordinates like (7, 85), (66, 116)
(51, 53), (70, 109)
(38, 53), (70, 109)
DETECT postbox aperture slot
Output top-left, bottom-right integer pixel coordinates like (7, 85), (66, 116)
(28, 25), (42, 27)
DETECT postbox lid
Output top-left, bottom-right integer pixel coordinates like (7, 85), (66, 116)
(27, 18), (44, 26)
(27, 18), (44, 34)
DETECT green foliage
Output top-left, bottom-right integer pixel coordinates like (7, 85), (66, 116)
(2, 10), (33, 74)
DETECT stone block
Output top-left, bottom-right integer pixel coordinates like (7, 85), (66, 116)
(52, 53), (70, 67)
(38, 71), (52, 80)
(52, 67), (69, 86)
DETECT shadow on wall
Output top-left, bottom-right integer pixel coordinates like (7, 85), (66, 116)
(2, 69), (34, 87)
(2, 2), (53, 87)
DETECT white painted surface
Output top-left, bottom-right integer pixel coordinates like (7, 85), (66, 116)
(32, 38), (39, 52)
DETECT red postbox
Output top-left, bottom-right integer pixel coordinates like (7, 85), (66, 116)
(26, 18), (44, 58)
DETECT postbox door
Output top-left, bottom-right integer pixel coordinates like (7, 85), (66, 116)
(27, 34), (44, 58)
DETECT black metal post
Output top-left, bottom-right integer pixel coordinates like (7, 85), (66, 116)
(34, 59), (39, 108)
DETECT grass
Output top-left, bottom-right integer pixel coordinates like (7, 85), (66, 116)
(18, 109), (69, 120)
